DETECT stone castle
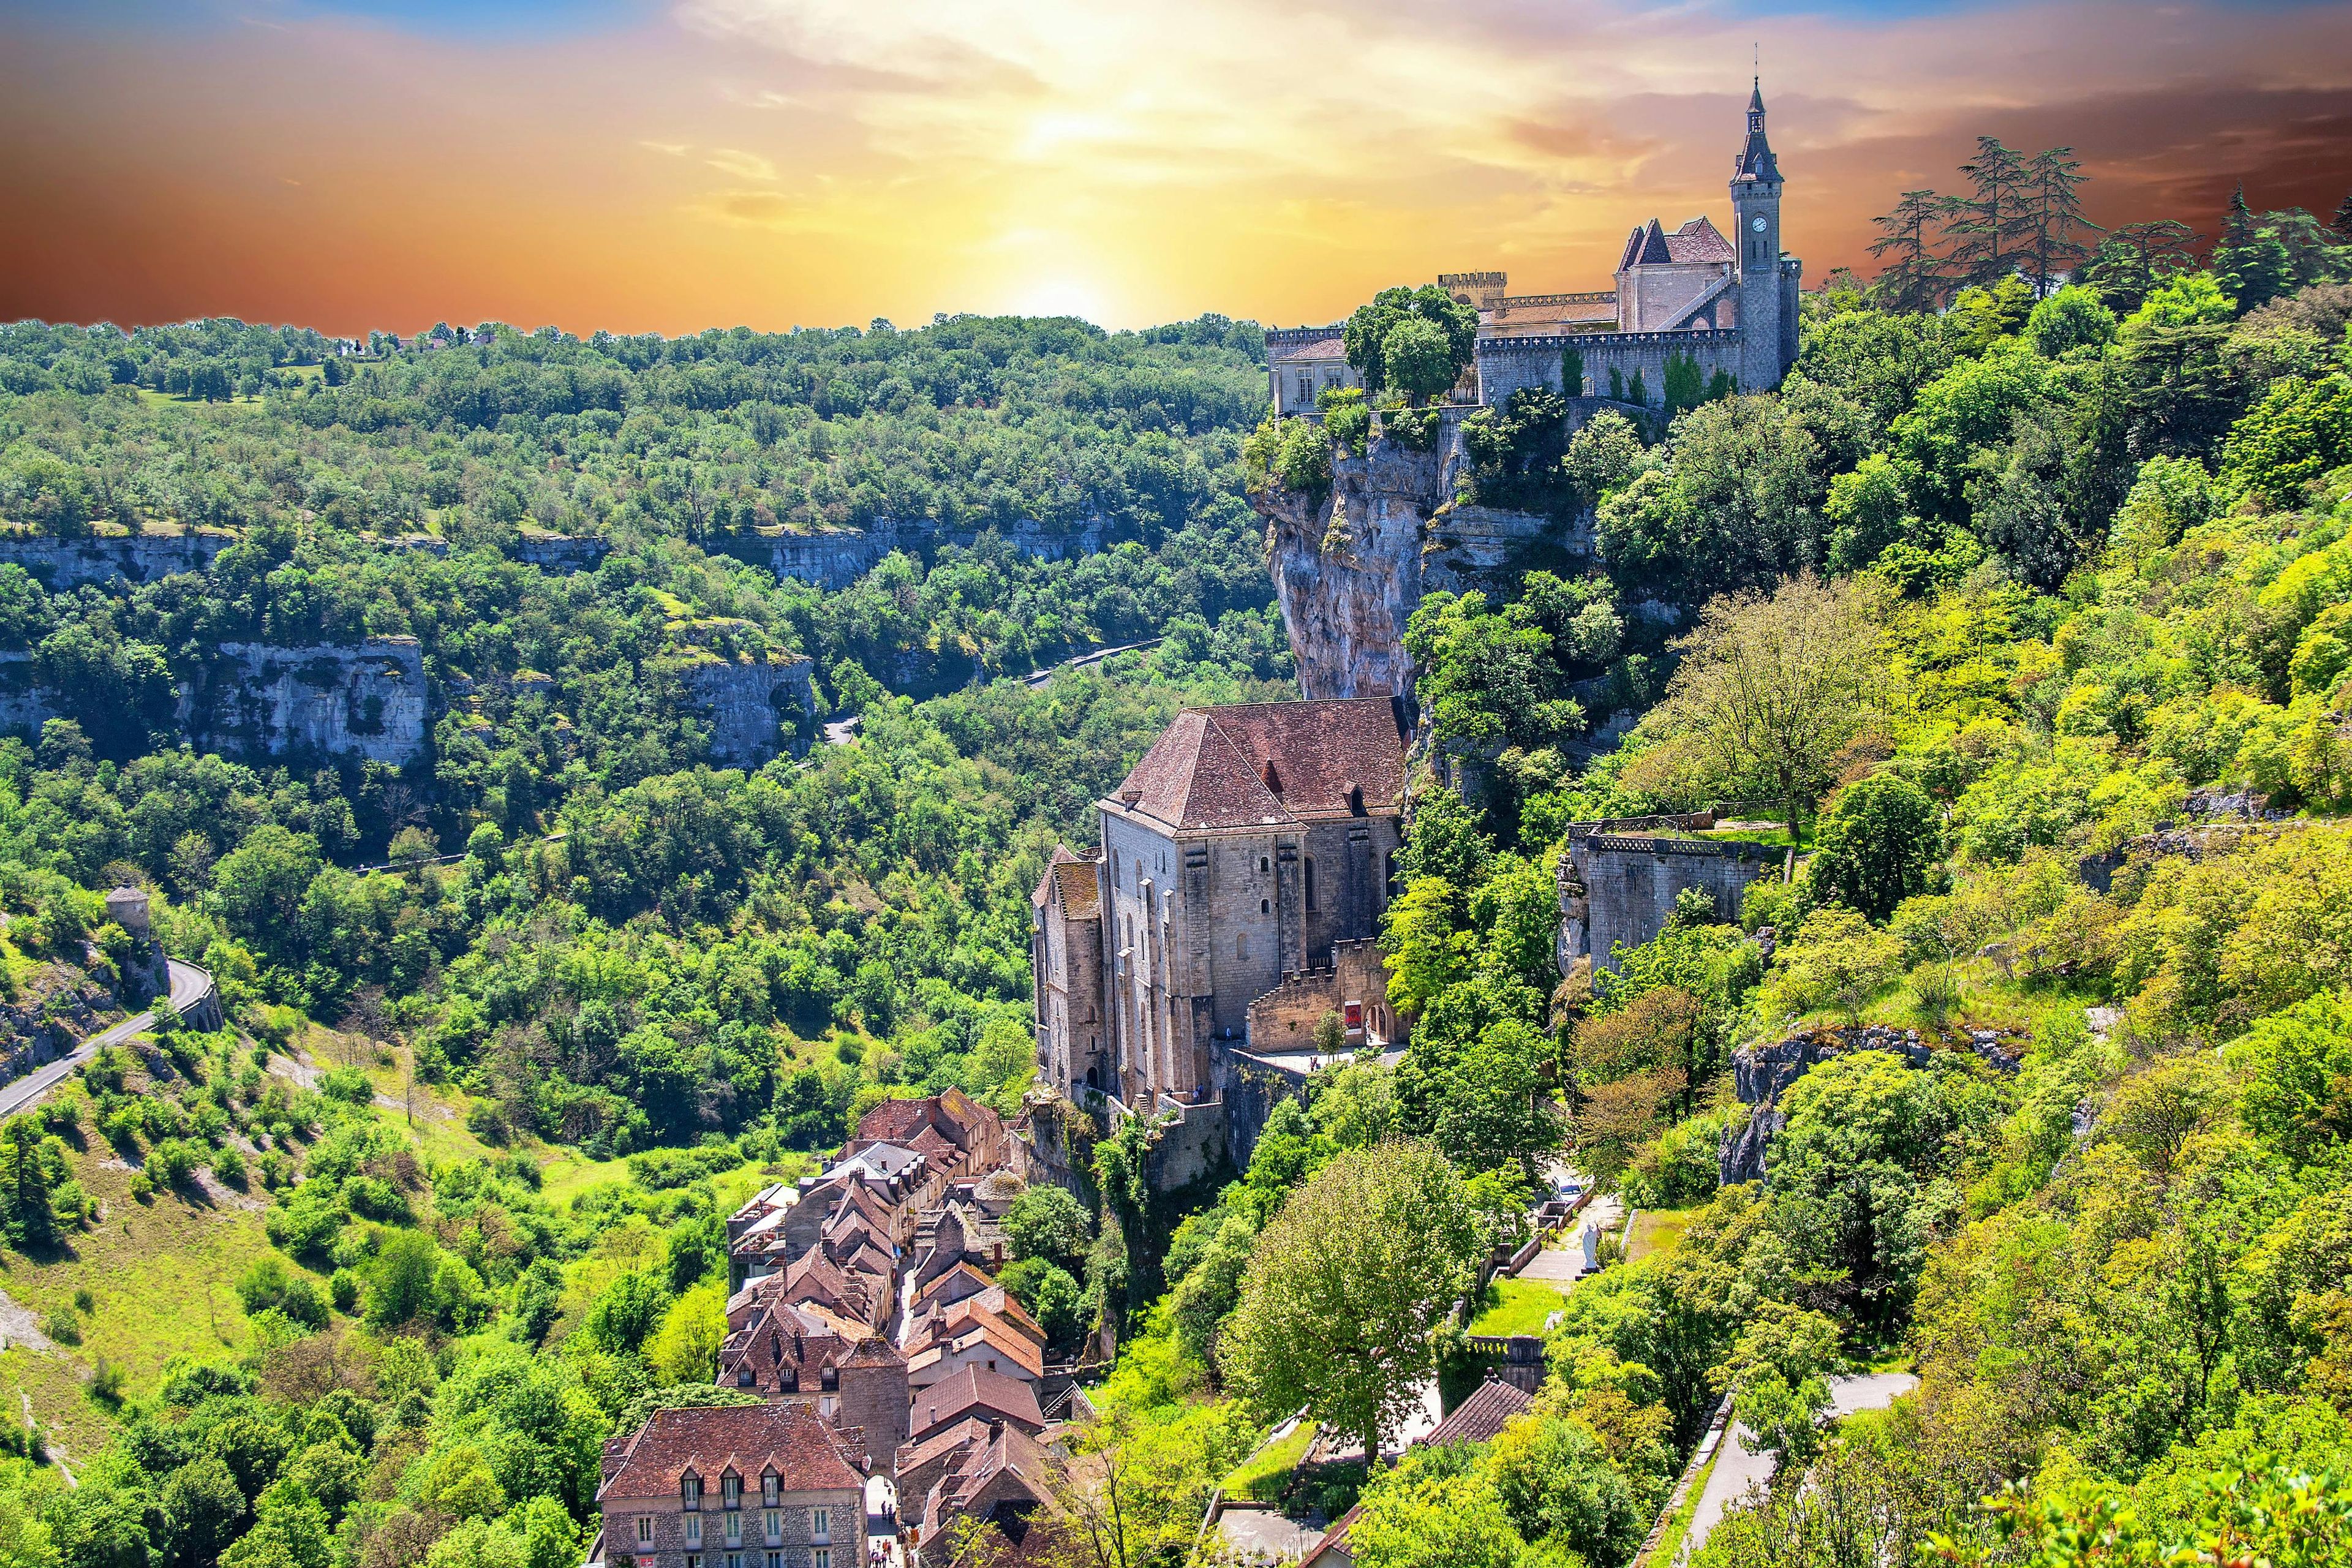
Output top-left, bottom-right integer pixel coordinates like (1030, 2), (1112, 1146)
(1266, 81), (1800, 414)
(1030, 698), (1410, 1176)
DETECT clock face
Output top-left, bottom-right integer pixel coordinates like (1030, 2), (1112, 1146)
(1751, 217), (1766, 232)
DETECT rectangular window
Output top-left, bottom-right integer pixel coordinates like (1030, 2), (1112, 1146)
(724, 1476), (741, 1510)
(636, 1518), (652, 1545)
(815, 1551), (831, 1568)
(685, 1517), (703, 1548)
(727, 1556), (742, 1568)
(812, 1507), (831, 1542)
(767, 1556), (780, 1568)
(686, 1557), (701, 1568)
(725, 1514), (742, 1547)
(764, 1510), (780, 1544)
(764, 1476), (780, 1507)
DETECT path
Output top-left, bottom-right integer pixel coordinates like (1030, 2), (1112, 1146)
(1678, 1371), (1918, 1562)
(1521, 1167), (1623, 1286)
(0, 957), (211, 1121)
(1020, 638), (1162, 688)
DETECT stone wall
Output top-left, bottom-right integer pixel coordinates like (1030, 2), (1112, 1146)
(0, 531), (232, 589)
(1243, 938), (1404, 1057)
(726, 516), (1114, 590)
(674, 652), (818, 766)
(1476, 329), (1742, 405)
(1138, 1096), (1229, 1192)
(1557, 832), (1784, 974)
(179, 638), (431, 766)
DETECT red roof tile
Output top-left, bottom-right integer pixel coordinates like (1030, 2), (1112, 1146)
(1423, 1377), (1534, 1447)
(597, 1401), (865, 1504)
(909, 1365), (1047, 1444)
(1107, 699), (1406, 832)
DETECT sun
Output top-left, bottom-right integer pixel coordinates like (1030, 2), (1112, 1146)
(1002, 276), (1121, 327)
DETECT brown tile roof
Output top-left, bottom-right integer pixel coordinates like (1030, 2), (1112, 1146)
(596, 1400), (865, 1504)
(908, 1316), (1046, 1381)
(1423, 1376), (1534, 1447)
(1051, 857), (1101, 920)
(1107, 699), (1406, 832)
(1271, 337), (1348, 364)
(1620, 215), (1735, 270)
(915, 1261), (1001, 1308)
(909, 1365), (1048, 1444)
(1302, 1501), (1362, 1567)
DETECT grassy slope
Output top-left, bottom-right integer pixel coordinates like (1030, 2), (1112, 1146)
(1468, 1277), (1570, 1336)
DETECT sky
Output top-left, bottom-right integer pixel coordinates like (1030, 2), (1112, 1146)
(1, 0), (2349, 336)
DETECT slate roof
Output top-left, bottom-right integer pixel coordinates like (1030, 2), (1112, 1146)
(596, 1401), (865, 1503)
(1106, 699), (1406, 832)
(1423, 1376), (1535, 1447)
(1619, 216), (1736, 271)
(909, 1365), (1048, 1443)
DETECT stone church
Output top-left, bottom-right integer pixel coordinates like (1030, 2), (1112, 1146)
(1266, 81), (1800, 413)
(1030, 698), (1409, 1166)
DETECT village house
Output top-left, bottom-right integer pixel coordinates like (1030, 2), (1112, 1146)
(592, 1401), (869, 1568)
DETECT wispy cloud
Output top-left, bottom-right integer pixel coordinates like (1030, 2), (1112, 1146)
(704, 147), (778, 181)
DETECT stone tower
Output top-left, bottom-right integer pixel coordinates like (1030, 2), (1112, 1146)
(1730, 76), (1786, 395)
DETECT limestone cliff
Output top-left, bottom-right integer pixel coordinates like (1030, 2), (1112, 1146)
(1254, 421), (1582, 699)
(728, 516), (1114, 590)
(179, 638), (430, 766)
(1718, 1025), (2026, 1185)
(674, 652), (818, 766)
(0, 530), (232, 589)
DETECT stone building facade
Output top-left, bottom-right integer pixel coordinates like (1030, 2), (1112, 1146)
(592, 1401), (868, 1568)
(1556, 826), (1785, 974)
(1268, 83), (1801, 415)
(1030, 698), (1408, 1169)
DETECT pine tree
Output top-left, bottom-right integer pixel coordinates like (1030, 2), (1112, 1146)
(1945, 138), (2032, 290)
(2021, 147), (2100, 295)
(2335, 189), (2352, 241)
(1869, 189), (1949, 312)
(2080, 220), (2200, 313)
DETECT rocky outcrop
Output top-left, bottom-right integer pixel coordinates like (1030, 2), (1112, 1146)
(1719, 1023), (2027, 1185)
(513, 533), (610, 573)
(0, 530), (233, 589)
(1253, 421), (1585, 699)
(728, 517), (1114, 590)
(179, 638), (429, 766)
(675, 652), (817, 766)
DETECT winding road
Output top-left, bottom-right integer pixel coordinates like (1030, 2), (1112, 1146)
(1678, 1371), (1918, 1562)
(0, 957), (212, 1120)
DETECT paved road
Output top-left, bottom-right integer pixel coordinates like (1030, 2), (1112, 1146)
(1522, 1193), (1625, 1283)
(0, 958), (210, 1120)
(1679, 1371), (1918, 1562)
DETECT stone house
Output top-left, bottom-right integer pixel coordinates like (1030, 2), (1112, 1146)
(593, 1401), (867, 1568)
(1028, 698), (1408, 1173)
(715, 1291), (910, 1474)
(907, 1366), (1047, 1447)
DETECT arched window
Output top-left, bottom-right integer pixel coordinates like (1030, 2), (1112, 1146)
(1260, 899), (1270, 915)
(1259, 856), (1270, 874)
(1305, 858), (1316, 913)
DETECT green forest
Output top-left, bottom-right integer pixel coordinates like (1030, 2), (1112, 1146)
(0, 140), (2346, 1568)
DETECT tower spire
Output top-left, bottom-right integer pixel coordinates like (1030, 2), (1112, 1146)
(1735, 71), (1779, 184)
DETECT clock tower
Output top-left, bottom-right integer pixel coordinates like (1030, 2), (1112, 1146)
(1730, 77), (1790, 394)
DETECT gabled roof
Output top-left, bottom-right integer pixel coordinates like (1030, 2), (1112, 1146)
(1423, 1376), (1535, 1447)
(1034, 846), (1103, 921)
(596, 1401), (865, 1503)
(1620, 216), (1735, 271)
(1271, 337), (1348, 365)
(916, 1261), (1001, 1308)
(1302, 1502), (1362, 1567)
(1106, 699), (1407, 832)
(909, 1365), (1048, 1444)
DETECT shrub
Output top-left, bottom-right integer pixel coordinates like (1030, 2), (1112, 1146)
(329, 1268), (360, 1313)
(211, 1147), (247, 1188)
(128, 1171), (153, 1203)
(42, 1309), (80, 1346)
(89, 1357), (125, 1403)
(318, 1067), (374, 1107)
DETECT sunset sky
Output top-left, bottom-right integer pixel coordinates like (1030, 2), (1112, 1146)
(3, 0), (2350, 336)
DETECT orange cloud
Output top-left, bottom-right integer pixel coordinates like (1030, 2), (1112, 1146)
(0, 0), (2347, 334)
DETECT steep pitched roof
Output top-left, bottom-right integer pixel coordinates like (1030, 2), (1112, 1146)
(1107, 699), (1406, 832)
(909, 1365), (1048, 1443)
(1662, 216), (1736, 265)
(1423, 1376), (1536, 1447)
(1033, 846), (1104, 921)
(596, 1401), (865, 1503)
(1620, 219), (1674, 270)
(1302, 1502), (1362, 1567)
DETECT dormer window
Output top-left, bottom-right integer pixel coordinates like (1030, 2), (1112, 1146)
(722, 1472), (741, 1510)
(737, 1366), (755, 1388)
(781, 1368), (798, 1392)
(820, 1365), (839, 1391)
(763, 1471), (780, 1507)
(682, 1473), (703, 1511)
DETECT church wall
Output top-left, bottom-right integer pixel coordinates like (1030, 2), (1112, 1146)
(1559, 834), (1784, 974)
(1618, 263), (1730, 333)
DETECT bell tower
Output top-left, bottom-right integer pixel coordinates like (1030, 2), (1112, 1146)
(1730, 76), (1788, 393)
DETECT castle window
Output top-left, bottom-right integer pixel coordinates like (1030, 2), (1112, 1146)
(1261, 899), (1270, 915)
(1260, 856), (1270, 874)
(1305, 859), (1316, 912)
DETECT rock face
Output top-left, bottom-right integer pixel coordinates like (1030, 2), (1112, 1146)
(179, 638), (430, 766)
(729, 517), (1113, 590)
(512, 533), (610, 573)
(1254, 421), (1585, 699)
(0, 531), (232, 589)
(1719, 1024), (2026, 1185)
(676, 652), (817, 766)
